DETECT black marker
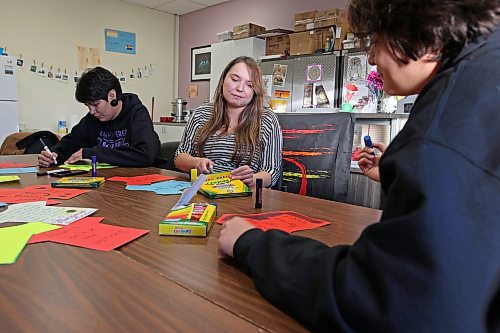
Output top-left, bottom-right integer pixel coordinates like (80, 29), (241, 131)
(364, 135), (376, 156)
(255, 178), (263, 209)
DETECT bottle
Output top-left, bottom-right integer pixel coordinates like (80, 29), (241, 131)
(58, 120), (67, 134)
(324, 37), (331, 53)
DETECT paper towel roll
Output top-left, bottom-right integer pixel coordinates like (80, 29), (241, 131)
(69, 114), (79, 131)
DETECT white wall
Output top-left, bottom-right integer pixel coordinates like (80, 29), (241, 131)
(0, 0), (175, 132)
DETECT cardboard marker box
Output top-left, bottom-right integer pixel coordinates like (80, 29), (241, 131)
(159, 203), (217, 237)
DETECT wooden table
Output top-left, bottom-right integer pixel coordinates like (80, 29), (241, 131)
(0, 156), (382, 332)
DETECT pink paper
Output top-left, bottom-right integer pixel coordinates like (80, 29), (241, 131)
(217, 211), (330, 233)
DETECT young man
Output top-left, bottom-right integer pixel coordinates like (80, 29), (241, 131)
(219, 1), (500, 332)
(38, 67), (167, 168)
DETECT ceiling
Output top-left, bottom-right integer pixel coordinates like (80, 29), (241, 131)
(123, 0), (231, 15)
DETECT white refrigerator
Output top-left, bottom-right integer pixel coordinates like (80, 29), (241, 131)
(0, 56), (19, 145)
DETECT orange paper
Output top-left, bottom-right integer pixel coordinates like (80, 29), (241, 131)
(108, 174), (176, 185)
(217, 211), (330, 233)
(0, 185), (88, 204)
(28, 217), (149, 251)
(0, 162), (33, 168)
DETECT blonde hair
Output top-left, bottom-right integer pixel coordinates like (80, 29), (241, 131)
(196, 56), (264, 164)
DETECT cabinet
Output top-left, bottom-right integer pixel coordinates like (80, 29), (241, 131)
(153, 123), (186, 143)
(347, 113), (409, 209)
(209, 37), (266, 98)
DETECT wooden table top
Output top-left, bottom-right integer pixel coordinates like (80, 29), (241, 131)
(0, 157), (381, 332)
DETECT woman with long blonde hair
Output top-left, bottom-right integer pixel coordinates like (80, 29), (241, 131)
(175, 56), (282, 188)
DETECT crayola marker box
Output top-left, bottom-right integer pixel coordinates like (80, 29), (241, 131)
(159, 203), (217, 237)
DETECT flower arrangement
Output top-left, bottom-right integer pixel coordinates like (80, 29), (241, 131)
(366, 70), (384, 100)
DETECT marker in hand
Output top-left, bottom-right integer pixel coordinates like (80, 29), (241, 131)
(40, 138), (58, 165)
(364, 135), (376, 156)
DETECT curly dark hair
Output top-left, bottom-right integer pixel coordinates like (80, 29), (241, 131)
(347, 0), (500, 63)
(75, 66), (122, 104)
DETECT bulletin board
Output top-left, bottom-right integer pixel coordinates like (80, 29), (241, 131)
(277, 112), (354, 202)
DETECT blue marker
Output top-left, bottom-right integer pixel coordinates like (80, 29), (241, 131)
(364, 135), (376, 156)
(91, 155), (97, 177)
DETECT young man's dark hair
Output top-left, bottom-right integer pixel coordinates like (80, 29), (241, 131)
(348, 0), (500, 63)
(38, 66), (167, 169)
(75, 66), (123, 104)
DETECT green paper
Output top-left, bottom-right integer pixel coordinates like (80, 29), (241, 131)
(0, 222), (61, 264)
(61, 163), (116, 171)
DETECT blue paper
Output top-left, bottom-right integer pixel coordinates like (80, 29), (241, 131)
(105, 29), (136, 54)
(126, 180), (191, 195)
(0, 167), (38, 174)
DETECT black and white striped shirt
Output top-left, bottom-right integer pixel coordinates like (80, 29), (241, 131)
(175, 104), (282, 187)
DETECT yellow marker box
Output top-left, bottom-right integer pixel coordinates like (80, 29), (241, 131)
(159, 203), (217, 237)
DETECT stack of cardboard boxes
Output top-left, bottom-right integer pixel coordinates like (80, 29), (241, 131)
(287, 8), (349, 56)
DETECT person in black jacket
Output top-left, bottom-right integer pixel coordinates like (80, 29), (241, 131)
(38, 66), (167, 168)
(218, 1), (500, 332)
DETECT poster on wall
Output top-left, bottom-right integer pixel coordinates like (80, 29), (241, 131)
(105, 29), (136, 55)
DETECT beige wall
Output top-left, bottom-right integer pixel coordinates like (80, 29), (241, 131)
(0, 0), (175, 132)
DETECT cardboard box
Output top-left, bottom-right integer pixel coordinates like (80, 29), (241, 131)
(159, 203), (217, 237)
(233, 23), (266, 39)
(289, 30), (321, 55)
(314, 8), (347, 29)
(265, 35), (290, 55)
(294, 10), (317, 32)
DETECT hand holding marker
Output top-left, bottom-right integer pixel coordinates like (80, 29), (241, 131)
(364, 135), (376, 156)
(40, 138), (58, 165)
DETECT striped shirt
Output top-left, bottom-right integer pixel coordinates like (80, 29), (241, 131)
(175, 104), (282, 187)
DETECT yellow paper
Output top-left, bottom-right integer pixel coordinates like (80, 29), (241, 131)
(0, 175), (20, 183)
(0, 222), (61, 265)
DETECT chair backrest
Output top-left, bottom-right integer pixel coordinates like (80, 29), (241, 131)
(276, 112), (355, 202)
(0, 131), (60, 155)
(160, 141), (181, 171)
(17, 131), (61, 154)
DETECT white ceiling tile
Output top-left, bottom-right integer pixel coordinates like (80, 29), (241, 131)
(155, 0), (205, 15)
(123, 0), (174, 8)
(190, 0), (230, 6)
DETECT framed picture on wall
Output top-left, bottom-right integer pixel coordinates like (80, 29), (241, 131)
(191, 45), (212, 81)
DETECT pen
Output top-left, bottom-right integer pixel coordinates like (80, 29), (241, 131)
(364, 135), (376, 156)
(40, 138), (58, 165)
(36, 169), (66, 176)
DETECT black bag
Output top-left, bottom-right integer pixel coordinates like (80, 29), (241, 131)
(16, 131), (60, 154)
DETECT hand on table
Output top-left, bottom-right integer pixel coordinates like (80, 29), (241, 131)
(218, 217), (256, 258)
(64, 149), (83, 164)
(230, 165), (254, 186)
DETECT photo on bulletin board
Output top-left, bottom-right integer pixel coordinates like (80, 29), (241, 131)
(272, 64), (287, 87)
(191, 45), (211, 81)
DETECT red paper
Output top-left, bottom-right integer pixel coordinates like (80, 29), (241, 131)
(108, 174), (176, 185)
(217, 211), (330, 233)
(28, 216), (149, 251)
(0, 185), (88, 204)
(0, 162), (33, 168)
